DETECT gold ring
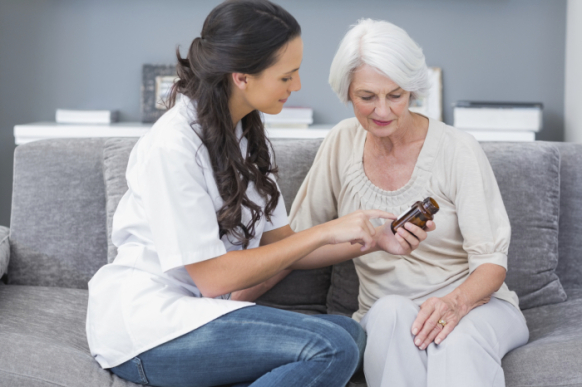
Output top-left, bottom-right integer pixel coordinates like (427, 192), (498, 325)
(438, 319), (446, 328)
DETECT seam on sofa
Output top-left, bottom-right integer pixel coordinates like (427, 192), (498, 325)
(0, 368), (70, 387)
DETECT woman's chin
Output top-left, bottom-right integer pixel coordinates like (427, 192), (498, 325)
(259, 104), (284, 116)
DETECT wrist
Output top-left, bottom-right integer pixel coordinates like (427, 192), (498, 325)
(312, 222), (333, 247)
(443, 289), (472, 317)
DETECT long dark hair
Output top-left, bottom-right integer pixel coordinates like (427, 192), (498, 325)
(168, 0), (301, 248)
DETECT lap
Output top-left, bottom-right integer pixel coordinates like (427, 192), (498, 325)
(361, 295), (528, 356)
(112, 305), (362, 387)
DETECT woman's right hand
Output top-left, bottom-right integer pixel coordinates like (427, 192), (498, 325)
(321, 210), (396, 252)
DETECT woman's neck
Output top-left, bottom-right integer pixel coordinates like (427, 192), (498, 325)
(229, 88), (254, 129)
(368, 112), (429, 157)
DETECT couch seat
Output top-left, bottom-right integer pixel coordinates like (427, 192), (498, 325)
(0, 285), (135, 387)
(503, 289), (582, 387)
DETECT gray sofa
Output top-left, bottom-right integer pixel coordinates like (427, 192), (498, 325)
(0, 137), (581, 387)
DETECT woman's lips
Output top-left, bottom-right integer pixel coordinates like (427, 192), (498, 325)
(279, 98), (288, 103)
(373, 119), (393, 126)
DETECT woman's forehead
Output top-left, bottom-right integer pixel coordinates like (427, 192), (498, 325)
(351, 65), (400, 92)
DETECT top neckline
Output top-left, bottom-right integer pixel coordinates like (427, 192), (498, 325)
(344, 117), (445, 208)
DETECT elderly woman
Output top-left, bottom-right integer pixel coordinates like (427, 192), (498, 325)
(289, 19), (529, 387)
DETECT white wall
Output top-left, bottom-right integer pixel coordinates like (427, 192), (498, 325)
(565, 0), (582, 142)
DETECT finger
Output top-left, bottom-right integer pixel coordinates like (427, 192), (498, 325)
(420, 324), (442, 350)
(360, 234), (375, 252)
(363, 210), (397, 221)
(435, 320), (457, 345)
(397, 227), (420, 249)
(394, 233), (412, 252)
(404, 222), (427, 241)
(425, 220), (436, 232)
(415, 309), (440, 347)
(411, 302), (435, 336)
(365, 219), (376, 236)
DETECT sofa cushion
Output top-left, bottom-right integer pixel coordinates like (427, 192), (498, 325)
(327, 142), (566, 316)
(0, 226), (9, 281)
(103, 137), (331, 313)
(554, 143), (582, 289)
(256, 139), (331, 313)
(502, 289), (582, 386)
(9, 139), (109, 289)
(482, 142), (565, 309)
(0, 285), (136, 387)
(103, 138), (137, 263)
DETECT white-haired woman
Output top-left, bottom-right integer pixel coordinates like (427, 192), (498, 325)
(289, 19), (529, 387)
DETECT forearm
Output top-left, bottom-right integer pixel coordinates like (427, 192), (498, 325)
(230, 269), (292, 302)
(186, 225), (327, 298)
(443, 263), (506, 315)
(290, 241), (376, 270)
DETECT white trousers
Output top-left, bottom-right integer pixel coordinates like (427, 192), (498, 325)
(360, 295), (529, 387)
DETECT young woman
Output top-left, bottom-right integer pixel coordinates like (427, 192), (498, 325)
(86, 2), (433, 387)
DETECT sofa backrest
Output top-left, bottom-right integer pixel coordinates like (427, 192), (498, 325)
(9, 139), (109, 288)
(7, 138), (582, 301)
(553, 143), (582, 290)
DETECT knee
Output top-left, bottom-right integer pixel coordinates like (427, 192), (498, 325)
(306, 321), (360, 375)
(365, 295), (418, 331)
(434, 330), (475, 353)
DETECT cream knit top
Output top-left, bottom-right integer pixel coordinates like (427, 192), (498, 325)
(289, 117), (521, 322)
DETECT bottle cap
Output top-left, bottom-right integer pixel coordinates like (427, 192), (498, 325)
(423, 197), (439, 215)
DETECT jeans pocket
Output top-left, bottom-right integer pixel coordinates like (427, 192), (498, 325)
(132, 357), (150, 385)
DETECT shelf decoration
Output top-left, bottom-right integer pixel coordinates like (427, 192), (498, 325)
(141, 64), (177, 123)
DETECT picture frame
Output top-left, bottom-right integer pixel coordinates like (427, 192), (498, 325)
(141, 64), (178, 123)
(409, 67), (443, 121)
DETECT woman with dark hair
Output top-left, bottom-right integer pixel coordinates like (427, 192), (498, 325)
(86, 1), (433, 386)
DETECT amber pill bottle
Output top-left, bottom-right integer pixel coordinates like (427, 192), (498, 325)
(391, 197), (439, 234)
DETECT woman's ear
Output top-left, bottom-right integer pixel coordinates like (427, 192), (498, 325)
(231, 73), (248, 90)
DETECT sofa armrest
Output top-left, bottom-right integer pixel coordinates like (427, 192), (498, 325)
(0, 226), (9, 281)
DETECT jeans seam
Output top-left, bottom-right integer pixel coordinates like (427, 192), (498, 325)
(133, 357), (149, 385)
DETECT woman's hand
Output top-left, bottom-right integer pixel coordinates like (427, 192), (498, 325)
(411, 293), (491, 349)
(375, 220), (435, 256)
(322, 210), (396, 252)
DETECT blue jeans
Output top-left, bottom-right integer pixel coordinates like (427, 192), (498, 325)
(110, 305), (366, 387)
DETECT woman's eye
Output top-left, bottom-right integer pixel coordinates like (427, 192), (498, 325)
(390, 94), (402, 99)
(282, 77), (291, 82)
(361, 96), (373, 101)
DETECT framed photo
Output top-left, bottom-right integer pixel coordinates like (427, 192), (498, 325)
(409, 67), (443, 121)
(141, 64), (178, 123)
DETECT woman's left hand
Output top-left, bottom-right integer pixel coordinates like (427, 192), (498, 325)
(375, 220), (436, 256)
(410, 294), (473, 350)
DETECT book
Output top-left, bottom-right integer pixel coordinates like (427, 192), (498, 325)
(56, 109), (119, 124)
(263, 107), (313, 129)
(462, 129), (535, 142)
(453, 101), (542, 132)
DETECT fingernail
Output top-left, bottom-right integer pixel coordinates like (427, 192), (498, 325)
(412, 328), (418, 335)
(435, 338), (441, 345)
(415, 339), (421, 346)
(420, 344), (426, 350)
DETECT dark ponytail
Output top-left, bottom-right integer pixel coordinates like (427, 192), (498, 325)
(169, 0), (301, 248)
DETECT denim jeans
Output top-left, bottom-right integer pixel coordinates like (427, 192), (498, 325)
(110, 305), (366, 387)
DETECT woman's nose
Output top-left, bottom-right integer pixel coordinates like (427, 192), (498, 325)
(375, 99), (390, 117)
(290, 73), (301, 92)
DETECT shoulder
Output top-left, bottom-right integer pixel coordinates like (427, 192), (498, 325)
(319, 117), (365, 156)
(433, 119), (486, 163)
(138, 97), (205, 159)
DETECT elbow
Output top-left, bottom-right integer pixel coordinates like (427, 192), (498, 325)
(185, 262), (231, 299)
(196, 282), (230, 299)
